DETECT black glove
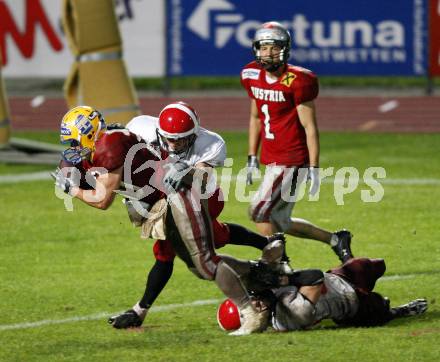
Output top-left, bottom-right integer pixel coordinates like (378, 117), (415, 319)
(108, 309), (143, 329)
(246, 155), (259, 185)
(163, 160), (190, 193)
(249, 261), (281, 288)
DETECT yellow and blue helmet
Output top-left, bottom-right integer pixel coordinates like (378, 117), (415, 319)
(60, 106), (106, 164)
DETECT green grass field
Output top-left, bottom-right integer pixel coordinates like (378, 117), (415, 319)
(1, 131), (439, 361)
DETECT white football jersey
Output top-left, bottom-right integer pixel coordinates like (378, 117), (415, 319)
(126, 115), (226, 167)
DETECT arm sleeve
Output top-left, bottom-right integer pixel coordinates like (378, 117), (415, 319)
(92, 133), (131, 172)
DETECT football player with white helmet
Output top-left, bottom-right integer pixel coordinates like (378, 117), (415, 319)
(241, 21), (353, 263)
(109, 102), (283, 334)
(217, 248), (428, 332)
(53, 104), (275, 335)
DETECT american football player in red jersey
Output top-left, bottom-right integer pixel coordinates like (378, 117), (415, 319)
(107, 102), (279, 330)
(241, 21), (353, 263)
(52, 105), (274, 335)
(217, 252), (428, 333)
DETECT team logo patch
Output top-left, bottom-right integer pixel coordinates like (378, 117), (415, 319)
(242, 69), (260, 80)
(280, 72), (296, 87)
(60, 126), (71, 136)
(74, 115), (93, 135)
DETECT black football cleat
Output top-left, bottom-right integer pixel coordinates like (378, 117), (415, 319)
(108, 309), (143, 329)
(332, 230), (353, 263)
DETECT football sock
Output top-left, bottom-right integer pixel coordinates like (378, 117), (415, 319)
(226, 223), (269, 250)
(139, 260), (174, 309)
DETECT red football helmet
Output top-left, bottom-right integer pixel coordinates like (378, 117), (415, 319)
(157, 101), (200, 155)
(217, 299), (241, 331)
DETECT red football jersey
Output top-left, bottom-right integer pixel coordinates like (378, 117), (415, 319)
(241, 61), (319, 166)
(83, 129), (165, 205)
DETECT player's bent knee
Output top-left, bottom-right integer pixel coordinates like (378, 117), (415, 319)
(189, 257), (218, 281)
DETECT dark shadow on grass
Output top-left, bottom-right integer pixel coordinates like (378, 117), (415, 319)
(272, 310), (438, 333)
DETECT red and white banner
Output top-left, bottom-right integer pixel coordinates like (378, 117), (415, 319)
(0, 0), (164, 77)
(429, 0), (440, 76)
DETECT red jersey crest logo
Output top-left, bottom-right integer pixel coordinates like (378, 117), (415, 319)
(280, 72), (296, 87)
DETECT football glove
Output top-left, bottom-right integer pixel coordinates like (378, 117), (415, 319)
(249, 260), (281, 289)
(50, 167), (79, 195)
(163, 160), (190, 193)
(246, 155), (259, 185)
(307, 166), (320, 196)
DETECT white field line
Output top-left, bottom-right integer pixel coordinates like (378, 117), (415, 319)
(0, 171), (52, 183)
(1, 171), (440, 185)
(0, 299), (221, 332)
(0, 273), (422, 332)
(380, 274), (415, 281)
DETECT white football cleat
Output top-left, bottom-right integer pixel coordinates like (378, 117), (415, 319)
(229, 302), (269, 336)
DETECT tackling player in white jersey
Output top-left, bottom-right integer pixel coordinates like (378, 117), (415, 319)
(110, 102), (278, 335)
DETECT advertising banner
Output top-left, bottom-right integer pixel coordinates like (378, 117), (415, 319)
(429, 0), (440, 76)
(166, 0), (428, 76)
(0, 0), (163, 77)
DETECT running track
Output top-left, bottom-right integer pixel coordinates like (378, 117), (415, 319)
(8, 96), (440, 132)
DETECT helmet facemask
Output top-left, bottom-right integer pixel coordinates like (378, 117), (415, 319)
(157, 102), (200, 158)
(254, 39), (290, 72)
(252, 22), (291, 72)
(156, 129), (197, 157)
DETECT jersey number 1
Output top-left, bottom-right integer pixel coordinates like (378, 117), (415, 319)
(261, 104), (274, 139)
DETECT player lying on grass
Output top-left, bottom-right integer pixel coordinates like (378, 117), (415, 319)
(51, 105), (282, 335)
(217, 238), (428, 332)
